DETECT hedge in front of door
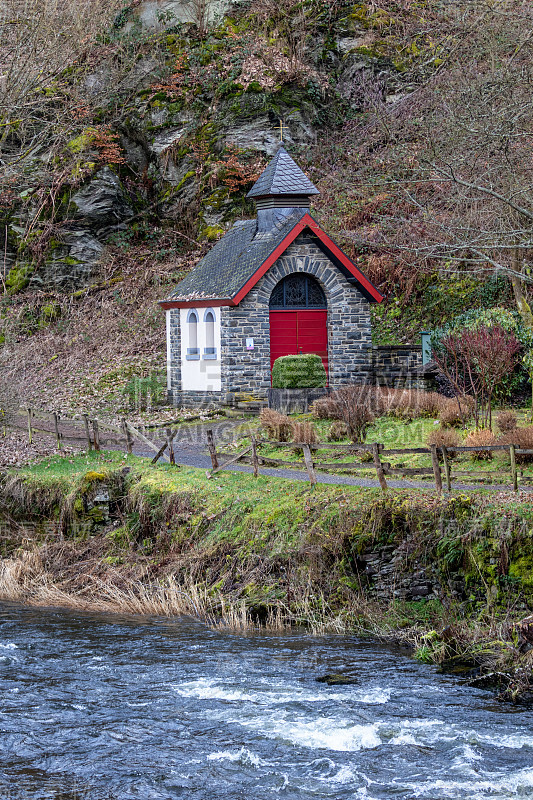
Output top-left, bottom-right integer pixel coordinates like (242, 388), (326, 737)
(271, 354), (327, 389)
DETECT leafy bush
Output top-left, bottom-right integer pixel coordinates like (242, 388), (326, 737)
(464, 429), (496, 460)
(271, 354), (327, 389)
(426, 428), (461, 454)
(431, 307), (532, 408)
(259, 409), (292, 442)
(122, 372), (165, 411)
(496, 411), (518, 434)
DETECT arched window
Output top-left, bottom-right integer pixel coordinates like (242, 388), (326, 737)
(186, 309), (199, 360)
(203, 308), (216, 359)
(269, 274), (326, 309)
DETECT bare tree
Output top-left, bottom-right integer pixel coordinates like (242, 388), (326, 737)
(318, 0), (533, 411)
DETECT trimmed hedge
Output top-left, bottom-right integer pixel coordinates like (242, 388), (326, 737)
(271, 354), (327, 389)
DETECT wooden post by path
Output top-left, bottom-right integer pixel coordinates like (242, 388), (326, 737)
(372, 443), (388, 493)
(430, 444), (442, 495)
(82, 414), (93, 451)
(206, 429), (219, 470)
(92, 419), (101, 452)
(302, 443), (317, 487)
(441, 446), (451, 492)
(166, 427), (175, 465)
(27, 408), (33, 444)
(121, 418), (133, 455)
(251, 436), (259, 478)
(53, 412), (62, 450)
(510, 444), (518, 492)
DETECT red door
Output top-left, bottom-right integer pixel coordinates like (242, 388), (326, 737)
(269, 310), (328, 378)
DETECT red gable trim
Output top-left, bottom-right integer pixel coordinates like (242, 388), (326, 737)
(159, 298), (234, 310)
(231, 213), (384, 306)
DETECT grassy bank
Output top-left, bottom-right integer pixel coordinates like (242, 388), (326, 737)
(1, 451), (532, 702)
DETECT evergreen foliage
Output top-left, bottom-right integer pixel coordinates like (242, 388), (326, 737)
(271, 354), (326, 389)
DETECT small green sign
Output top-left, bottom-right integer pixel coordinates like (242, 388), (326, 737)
(421, 331), (432, 365)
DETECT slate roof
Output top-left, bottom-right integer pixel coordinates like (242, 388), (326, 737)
(166, 209), (308, 302)
(246, 145), (319, 199)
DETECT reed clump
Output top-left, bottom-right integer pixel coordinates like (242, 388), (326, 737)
(496, 410), (518, 434)
(291, 420), (318, 445)
(259, 408), (292, 442)
(426, 427), (461, 453)
(464, 429), (497, 460)
(498, 425), (533, 464)
(313, 385), (474, 427)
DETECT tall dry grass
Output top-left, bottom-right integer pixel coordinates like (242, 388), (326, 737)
(0, 552), (213, 619)
(312, 386), (473, 426)
(0, 547), (418, 640)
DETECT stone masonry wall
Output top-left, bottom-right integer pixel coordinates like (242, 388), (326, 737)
(372, 345), (435, 391)
(167, 308), (181, 405)
(219, 233), (373, 403)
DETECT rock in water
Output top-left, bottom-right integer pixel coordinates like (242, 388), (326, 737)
(316, 673), (358, 686)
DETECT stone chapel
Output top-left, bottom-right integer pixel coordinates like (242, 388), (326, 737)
(160, 145), (384, 407)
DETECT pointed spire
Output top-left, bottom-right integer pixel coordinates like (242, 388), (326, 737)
(247, 145), (319, 200)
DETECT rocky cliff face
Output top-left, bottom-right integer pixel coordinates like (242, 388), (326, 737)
(1, 0), (418, 292)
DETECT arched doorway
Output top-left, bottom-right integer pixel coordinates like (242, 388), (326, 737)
(269, 273), (328, 378)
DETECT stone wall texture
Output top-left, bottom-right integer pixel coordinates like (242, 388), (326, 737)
(167, 234), (430, 408)
(167, 308), (181, 405)
(372, 345), (431, 390)
(219, 233), (373, 404)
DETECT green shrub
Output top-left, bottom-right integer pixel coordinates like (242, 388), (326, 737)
(271, 354), (326, 389)
(122, 372), (166, 411)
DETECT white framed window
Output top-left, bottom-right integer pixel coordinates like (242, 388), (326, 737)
(186, 309), (200, 360)
(203, 308), (217, 359)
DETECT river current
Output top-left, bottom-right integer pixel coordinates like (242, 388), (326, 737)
(0, 602), (532, 800)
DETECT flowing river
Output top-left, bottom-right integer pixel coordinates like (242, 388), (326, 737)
(0, 602), (532, 800)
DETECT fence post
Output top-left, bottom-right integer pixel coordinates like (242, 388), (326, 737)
(27, 408), (33, 445)
(251, 435), (259, 478)
(430, 444), (442, 495)
(92, 419), (100, 452)
(302, 443), (317, 487)
(206, 429), (219, 470)
(82, 414), (93, 451)
(121, 418), (133, 455)
(441, 446), (451, 492)
(372, 443), (388, 493)
(166, 427), (175, 465)
(510, 444), (518, 492)
(53, 412), (62, 450)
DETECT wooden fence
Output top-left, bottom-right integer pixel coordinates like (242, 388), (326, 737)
(3, 407), (533, 494)
(205, 435), (533, 495)
(3, 407), (173, 463)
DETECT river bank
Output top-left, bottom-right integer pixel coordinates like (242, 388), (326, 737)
(0, 450), (532, 703)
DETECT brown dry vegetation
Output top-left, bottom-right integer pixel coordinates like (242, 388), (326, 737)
(313, 386), (472, 426)
(0, 236), (206, 416)
(464, 429), (497, 460)
(426, 428), (461, 452)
